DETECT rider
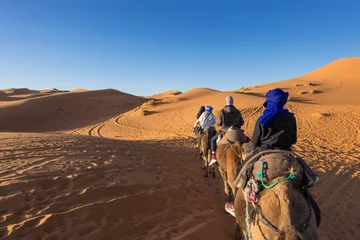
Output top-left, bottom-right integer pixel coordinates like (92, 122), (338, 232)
(196, 106), (205, 119)
(194, 106), (216, 138)
(209, 96), (244, 166)
(247, 88), (319, 187)
(193, 106), (216, 133)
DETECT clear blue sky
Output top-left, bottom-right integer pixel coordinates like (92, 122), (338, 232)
(1, 0), (359, 96)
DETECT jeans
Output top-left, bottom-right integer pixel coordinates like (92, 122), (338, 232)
(211, 132), (222, 152)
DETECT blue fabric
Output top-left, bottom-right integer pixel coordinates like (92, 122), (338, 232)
(258, 88), (289, 127)
(200, 106), (205, 111)
(205, 106), (213, 112)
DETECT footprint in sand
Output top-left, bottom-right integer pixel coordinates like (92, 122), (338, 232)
(66, 174), (78, 179)
(103, 160), (112, 165)
(79, 188), (88, 195)
(0, 214), (12, 223)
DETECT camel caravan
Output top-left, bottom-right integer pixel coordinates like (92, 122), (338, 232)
(193, 88), (321, 240)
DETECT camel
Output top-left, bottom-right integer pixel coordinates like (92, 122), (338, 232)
(231, 151), (320, 240)
(216, 141), (245, 202)
(196, 126), (217, 177)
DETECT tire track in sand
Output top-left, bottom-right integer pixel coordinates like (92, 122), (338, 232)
(88, 124), (105, 138)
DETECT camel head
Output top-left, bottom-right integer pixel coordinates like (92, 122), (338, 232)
(234, 153), (319, 240)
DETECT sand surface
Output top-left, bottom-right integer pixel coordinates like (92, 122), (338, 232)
(1, 58), (360, 239)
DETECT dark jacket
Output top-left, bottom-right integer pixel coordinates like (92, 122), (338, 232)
(216, 105), (244, 132)
(196, 109), (205, 119)
(251, 113), (297, 151)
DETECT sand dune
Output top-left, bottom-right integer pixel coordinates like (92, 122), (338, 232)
(1, 58), (360, 239)
(1, 88), (38, 95)
(299, 57), (360, 82)
(72, 88), (89, 93)
(241, 58), (360, 104)
(39, 88), (66, 94)
(0, 89), (145, 132)
(148, 90), (182, 100)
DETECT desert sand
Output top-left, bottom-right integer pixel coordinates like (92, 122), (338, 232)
(0, 58), (359, 239)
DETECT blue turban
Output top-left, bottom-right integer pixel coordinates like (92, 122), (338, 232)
(205, 106), (213, 112)
(258, 88), (289, 127)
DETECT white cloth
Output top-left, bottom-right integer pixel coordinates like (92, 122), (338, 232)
(193, 111), (216, 129)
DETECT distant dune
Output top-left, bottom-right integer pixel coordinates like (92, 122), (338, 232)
(298, 57), (360, 82)
(148, 90), (182, 99)
(40, 88), (67, 94)
(1, 88), (38, 95)
(241, 57), (360, 104)
(0, 89), (145, 132)
(178, 88), (220, 100)
(72, 88), (89, 92)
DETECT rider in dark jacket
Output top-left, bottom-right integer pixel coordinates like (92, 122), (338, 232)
(209, 96), (244, 165)
(246, 88), (318, 187)
(251, 112), (297, 151)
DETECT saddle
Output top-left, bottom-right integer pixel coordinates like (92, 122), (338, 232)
(217, 126), (248, 146)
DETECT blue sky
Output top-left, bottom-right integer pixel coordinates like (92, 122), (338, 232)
(1, 0), (359, 96)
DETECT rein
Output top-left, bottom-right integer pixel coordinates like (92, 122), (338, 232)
(225, 136), (242, 159)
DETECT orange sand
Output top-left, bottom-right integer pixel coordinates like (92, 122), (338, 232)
(0, 58), (359, 240)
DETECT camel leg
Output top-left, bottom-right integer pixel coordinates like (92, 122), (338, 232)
(218, 166), (231, 201)
(204, 152), (209, 177)
(227, 192), (234, 203)
(211, 164), (216, 178)
(233, 224), (244, 240)
(206, 150), (216, 178)
(201, 153), (206, 170)
(208, 151), (213, 175)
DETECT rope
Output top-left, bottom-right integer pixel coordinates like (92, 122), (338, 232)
(299, 188), (312, 233)
(224, 135), (242, 159)
(244, 182), (254, 240)
(243, 179), (261, 240)
(256, 207), (282, 235)
(228, 142), (242, 159)
(256, 161), (297, 189)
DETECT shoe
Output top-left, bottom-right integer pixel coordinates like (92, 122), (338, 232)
(225, 203), (235, 217)
(209, 159), (217, 166)
(209, 152), (217, 166)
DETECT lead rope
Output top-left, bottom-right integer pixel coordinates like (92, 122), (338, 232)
(256, 161), (297, 189)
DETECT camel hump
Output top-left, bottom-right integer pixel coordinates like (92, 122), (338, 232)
(234, 150), (304, 189)
(218, 126), (247, 145)
(253, 153), (304, 184)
